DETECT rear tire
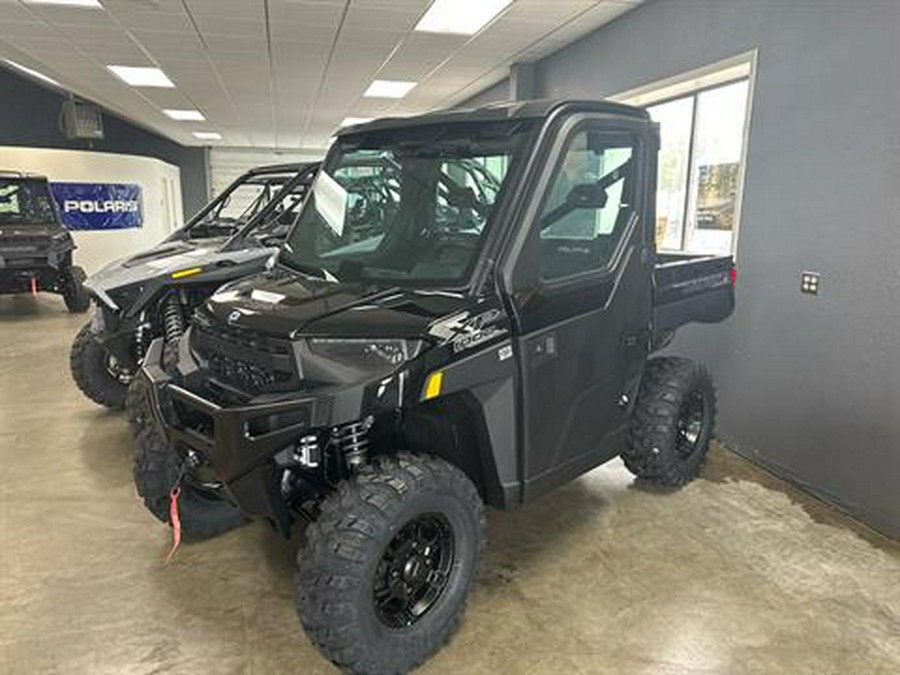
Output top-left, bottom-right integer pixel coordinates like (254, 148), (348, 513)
(62, 266), (90, 313)
(296, 453), (485, 675)
(623, 357), (716, 487)
(133, 426), (248, 539)
(69, 323), (129, 409)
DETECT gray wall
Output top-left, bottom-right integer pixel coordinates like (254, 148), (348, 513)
(0, 66), (210, 218)
(468, 0), (900, 537)
(458, 77), (510, 108)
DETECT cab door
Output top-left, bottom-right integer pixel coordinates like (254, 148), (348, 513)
(502, 116), (657, 501)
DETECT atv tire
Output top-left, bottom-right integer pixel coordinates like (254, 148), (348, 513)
(62, 266), (90, 313)
(70, 323), (129, 409)
(296, 453), (485, 675)
(623, 357), (716, 487)
(125, 377), (152, 436)
(133, 426), (248, 539)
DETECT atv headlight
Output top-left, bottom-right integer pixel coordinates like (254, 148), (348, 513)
(306, 338), (422, 381)
(107, 283), (143, 311)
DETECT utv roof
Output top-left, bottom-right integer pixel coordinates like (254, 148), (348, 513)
(337, 99), (650, 136)
(0, 170), (50, 180)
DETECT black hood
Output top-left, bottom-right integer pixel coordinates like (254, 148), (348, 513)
(200, 269), (476, 341)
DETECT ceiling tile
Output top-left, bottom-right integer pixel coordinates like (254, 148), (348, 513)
(0, 0), (645, 147)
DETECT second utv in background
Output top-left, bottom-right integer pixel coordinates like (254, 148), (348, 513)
(131, 100), (735, 674)
(70, 162), (318, 410)
(0, 171), (89, 313)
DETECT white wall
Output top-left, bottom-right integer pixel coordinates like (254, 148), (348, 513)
(210, 148), (321, 198)
(0, 146), (183, 274)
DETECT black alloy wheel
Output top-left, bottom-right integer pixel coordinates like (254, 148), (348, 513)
(373, 513), (456, 629)
(676, 390), (708, 458)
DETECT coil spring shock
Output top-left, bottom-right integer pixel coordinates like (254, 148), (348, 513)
(134, 321), (147, 363)
(333, 417), (373, 470)
(161, 294), (185, 344)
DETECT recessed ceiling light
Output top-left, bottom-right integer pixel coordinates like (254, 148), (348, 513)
(415, 0), (512, 35)
(3, 59), (61, 87)
(23, 0), (103, 8)
(107, 65), (174, 88)
(340, 117), (374, 127)
(164, 109), (205, 121)
(363, 80), (416, 99)
(193, 131), (222, 141)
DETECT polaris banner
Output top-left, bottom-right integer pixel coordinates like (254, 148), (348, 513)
(50, 182), (143, 230)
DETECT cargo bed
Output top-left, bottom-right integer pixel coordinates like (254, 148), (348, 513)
(652, 253), (735, 348)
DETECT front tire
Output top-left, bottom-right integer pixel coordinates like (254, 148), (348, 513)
(62, 266), (90, 313)
(296, 453), (485, 675)
(623, 357), (716, 487)
(69, 323), (129, 409)
(133, 426), (248, 539)
(125, 377), (152, 435)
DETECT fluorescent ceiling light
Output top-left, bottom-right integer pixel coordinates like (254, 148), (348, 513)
(363, 80), (416, 99)
(340, 117), (373, 127)
(23, 0), (103, 8)
(164, 109), (205, 121)
(3, 59), (60, 87)
(107, 65), (174, 88)
(415, 0), (512, 35)
(193, 131), (222, 140)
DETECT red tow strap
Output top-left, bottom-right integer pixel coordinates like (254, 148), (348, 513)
(164, 486), (182, 564)
(29, 277), (38, 296)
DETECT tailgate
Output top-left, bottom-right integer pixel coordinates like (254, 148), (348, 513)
(652, 254), (735, 346)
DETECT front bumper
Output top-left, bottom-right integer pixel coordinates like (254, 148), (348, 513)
(0, 248), (67, 291)
(139, 338), (369, 528)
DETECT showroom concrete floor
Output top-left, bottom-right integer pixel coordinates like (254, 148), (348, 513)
(1, 295), (899, 675)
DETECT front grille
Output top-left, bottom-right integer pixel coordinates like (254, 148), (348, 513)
(192, 322), (298, 396)
(0, 235), (48, 246)
(1, 257), (45, 268)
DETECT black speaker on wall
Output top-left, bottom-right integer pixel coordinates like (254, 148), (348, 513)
(60, 96), (104, 140)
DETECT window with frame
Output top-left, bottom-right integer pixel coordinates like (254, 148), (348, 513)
(644, 78), (750, 255)
(538, 130), (636, 281)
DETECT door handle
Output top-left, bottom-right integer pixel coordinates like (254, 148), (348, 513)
(529, 332), (557, 366)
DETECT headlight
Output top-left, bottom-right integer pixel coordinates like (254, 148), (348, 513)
(306, 338), (422, 381)
(107, 283), (144, 311)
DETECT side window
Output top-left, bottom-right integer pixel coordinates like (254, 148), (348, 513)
(539, 130), (637, 281)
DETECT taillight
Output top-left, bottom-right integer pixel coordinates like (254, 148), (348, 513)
(730, 268), (737, 286)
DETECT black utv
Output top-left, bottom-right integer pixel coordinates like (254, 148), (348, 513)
(131, 100), (736, 674)
(0, 172), (88, 312)
(69, 163), (319, 411)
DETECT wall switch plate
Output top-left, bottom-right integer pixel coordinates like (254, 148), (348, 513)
(801, 271), (821, 295)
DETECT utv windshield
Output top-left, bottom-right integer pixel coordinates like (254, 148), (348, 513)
(0, 178), (58, 226)
(280, 121), (533, 286)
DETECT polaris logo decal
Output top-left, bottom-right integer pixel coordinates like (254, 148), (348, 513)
(50, 182), (143, 230)
(62, 199), (140, 214)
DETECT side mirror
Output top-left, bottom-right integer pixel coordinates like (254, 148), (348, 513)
(566, 183), (607, 210)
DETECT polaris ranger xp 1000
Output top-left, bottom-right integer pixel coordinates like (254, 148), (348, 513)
(132, 100), (735, 674)
(0, 172), (89, 312)
(70, 163), (318, 410)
